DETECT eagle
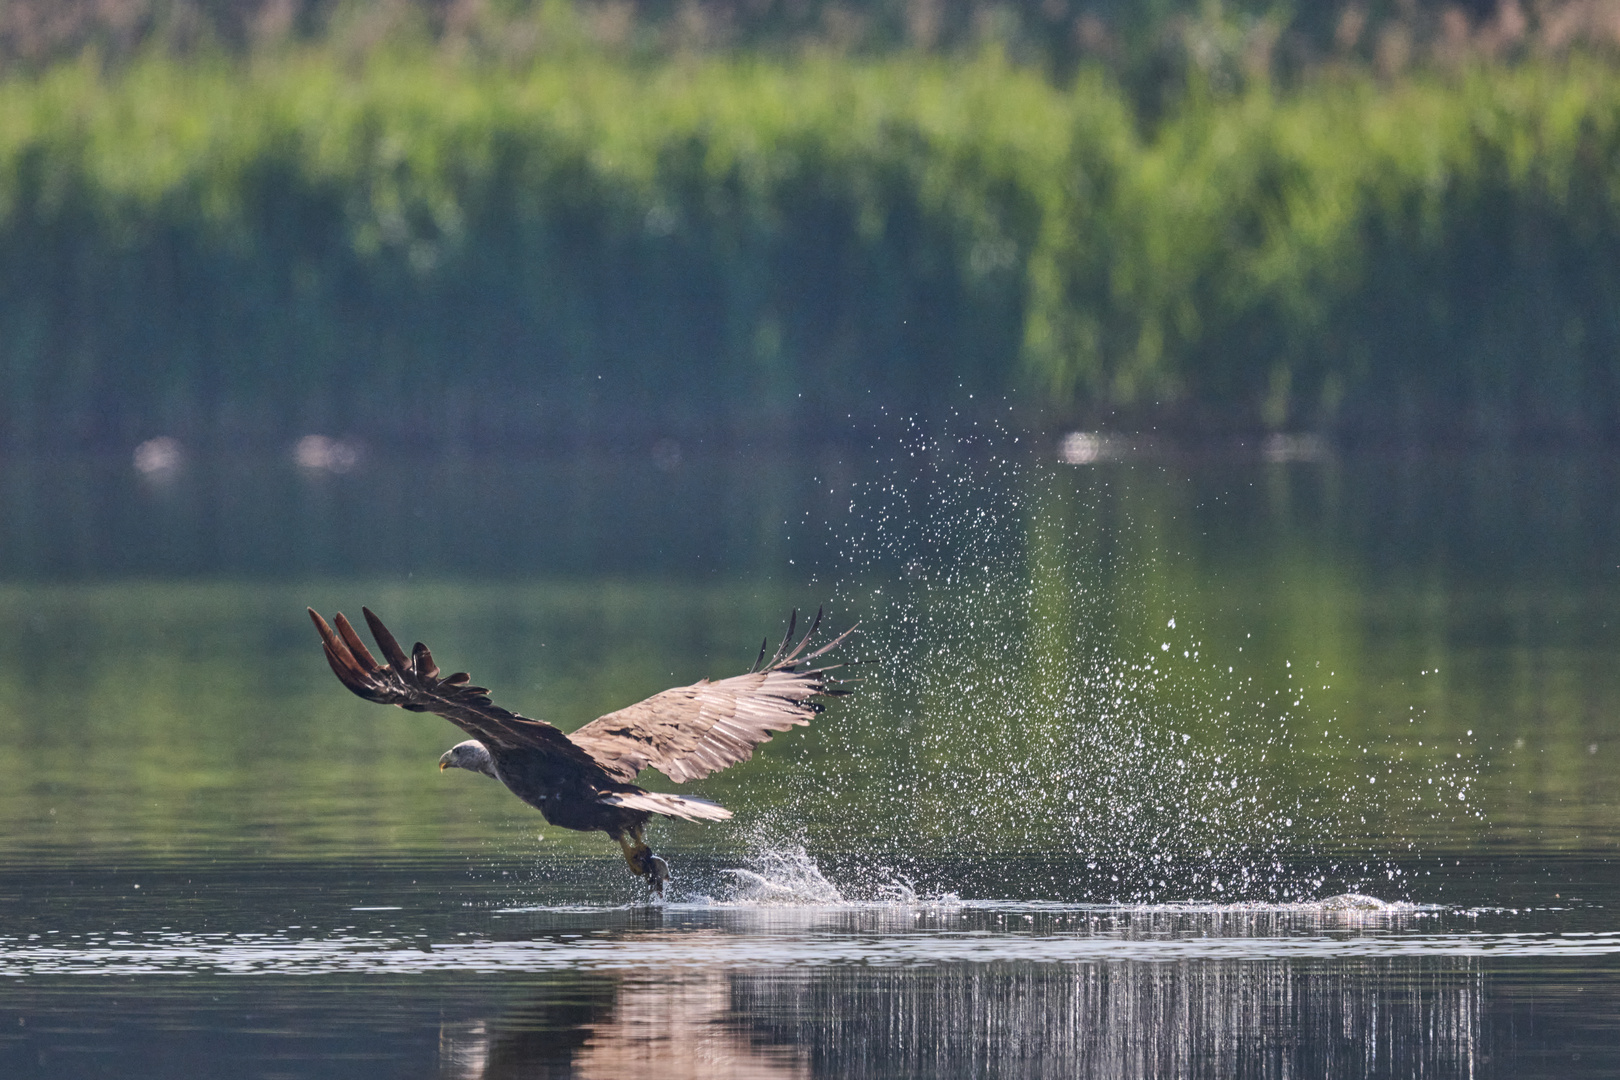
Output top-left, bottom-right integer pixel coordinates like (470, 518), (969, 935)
(307, 606), (853, 893)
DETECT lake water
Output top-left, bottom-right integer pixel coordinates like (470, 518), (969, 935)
(1, 432), (1617, 1077)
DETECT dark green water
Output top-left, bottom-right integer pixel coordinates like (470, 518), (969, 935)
(0, 433), (1617, 1076)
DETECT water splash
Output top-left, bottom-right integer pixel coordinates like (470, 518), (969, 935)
(802, 417), (1480, 903)
(1316, 892), (1399, 911)
(717, 846), (844, 905)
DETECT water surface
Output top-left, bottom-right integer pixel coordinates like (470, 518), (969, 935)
(0, 438), (1617, 1076)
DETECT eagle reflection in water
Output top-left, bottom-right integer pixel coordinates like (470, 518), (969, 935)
(440, 962), (808, 1080)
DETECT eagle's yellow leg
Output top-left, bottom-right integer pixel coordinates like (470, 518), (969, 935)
(617, 825), (669, 895)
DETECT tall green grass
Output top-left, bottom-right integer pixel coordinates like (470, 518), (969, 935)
(1, 50), (1618, 447)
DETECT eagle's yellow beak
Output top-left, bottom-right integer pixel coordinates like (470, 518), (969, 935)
(439, 761), (449, 771)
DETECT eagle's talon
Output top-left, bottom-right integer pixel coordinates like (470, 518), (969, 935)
(620, 830), (668, 894)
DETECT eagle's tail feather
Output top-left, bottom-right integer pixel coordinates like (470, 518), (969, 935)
(598, 790), (733, 821)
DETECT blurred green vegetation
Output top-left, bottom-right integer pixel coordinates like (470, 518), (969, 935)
(4, 2), (1615, 85)
(1, 3), (1620, 445)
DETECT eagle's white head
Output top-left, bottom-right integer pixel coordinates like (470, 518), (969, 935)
(438, 739), (497, 779)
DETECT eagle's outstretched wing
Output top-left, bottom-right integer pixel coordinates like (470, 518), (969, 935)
(566, 609), (855, 784)
(308, 607), (605, 773)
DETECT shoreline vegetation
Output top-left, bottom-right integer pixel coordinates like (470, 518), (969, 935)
(4, 2), (1620, 450)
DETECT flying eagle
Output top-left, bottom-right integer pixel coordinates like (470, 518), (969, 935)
(308, 606), (853, 893)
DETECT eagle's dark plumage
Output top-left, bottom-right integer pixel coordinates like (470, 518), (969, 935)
(308, 606), (853, 892)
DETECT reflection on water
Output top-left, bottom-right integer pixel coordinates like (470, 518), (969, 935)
(442, 968), (808, 1080)
(443, 957), (1485, 1080)
(729, 959), (1483, 1080)
(0, 852), (1616, 1077)
(1, 447), (1618, 871)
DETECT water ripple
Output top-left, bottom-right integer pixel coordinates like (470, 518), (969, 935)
(5, 921), (1618, 977)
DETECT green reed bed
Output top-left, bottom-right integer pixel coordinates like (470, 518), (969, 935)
(0, 52), (1617, 448)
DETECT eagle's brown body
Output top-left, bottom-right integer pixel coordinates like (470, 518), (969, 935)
(308, 606), (852, 892)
